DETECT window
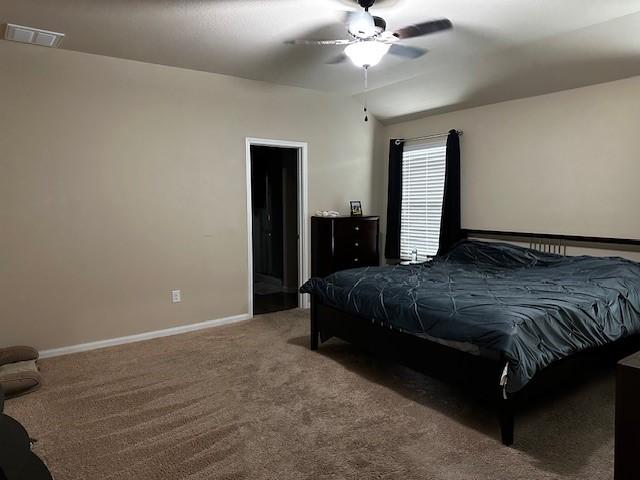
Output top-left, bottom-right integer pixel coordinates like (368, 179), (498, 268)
(400, 137), (447, 261)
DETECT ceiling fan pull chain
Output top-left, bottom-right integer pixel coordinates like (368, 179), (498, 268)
(363, 67), (369, 122)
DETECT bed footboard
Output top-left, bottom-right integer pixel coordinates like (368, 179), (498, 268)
(309, 295), (515, 445)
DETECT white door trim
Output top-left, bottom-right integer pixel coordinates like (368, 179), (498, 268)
(245, 137), (310, 316)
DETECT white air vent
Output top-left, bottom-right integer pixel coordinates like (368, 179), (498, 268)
(4, 23), (64, 48)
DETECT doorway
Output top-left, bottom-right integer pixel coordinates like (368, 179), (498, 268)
(246, 139), (308, 316)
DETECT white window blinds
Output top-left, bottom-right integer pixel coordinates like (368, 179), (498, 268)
(400, 137), (447, 261)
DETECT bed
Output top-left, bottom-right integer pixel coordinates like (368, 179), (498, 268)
(300, 237), (640, 445)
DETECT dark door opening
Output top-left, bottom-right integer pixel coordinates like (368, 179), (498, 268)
(251, 145), (299, 315)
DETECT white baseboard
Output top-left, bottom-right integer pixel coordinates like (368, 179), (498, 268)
(40, 313), (252, 359)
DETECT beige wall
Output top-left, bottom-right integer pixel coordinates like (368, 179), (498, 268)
(0, 41), (384, 350)
(383, 76), (640, 259)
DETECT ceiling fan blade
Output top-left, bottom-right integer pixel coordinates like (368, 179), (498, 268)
(287, 39), (354, 46)
(326, 53), (349, 64)
(388, 44), (428, 59)
(393, 18), (452, 39)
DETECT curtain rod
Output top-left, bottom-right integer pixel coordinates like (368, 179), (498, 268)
(394, 129), (463, 145)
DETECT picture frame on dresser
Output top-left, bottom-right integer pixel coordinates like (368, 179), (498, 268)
(350, 201), (363, 217)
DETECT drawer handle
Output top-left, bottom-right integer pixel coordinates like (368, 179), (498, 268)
(354, 226), (360, 231)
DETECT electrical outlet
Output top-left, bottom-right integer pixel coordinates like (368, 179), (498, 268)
(171, 290), (181, 303)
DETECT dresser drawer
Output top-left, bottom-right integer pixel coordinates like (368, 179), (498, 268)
(335, 238), (377, 262)
(333, 219), (379, 270)
(334, 219), (378, 240)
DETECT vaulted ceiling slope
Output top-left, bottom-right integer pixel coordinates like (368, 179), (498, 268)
(2, 0), (640, 124)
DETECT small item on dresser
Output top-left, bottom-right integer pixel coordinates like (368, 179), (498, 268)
(314, 210), (341, 217)
(350, 201), (363, 217)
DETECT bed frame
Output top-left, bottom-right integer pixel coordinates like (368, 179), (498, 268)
(308, 230), (640, 446)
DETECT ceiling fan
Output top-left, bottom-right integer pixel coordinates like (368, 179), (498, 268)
(288, 0), (453, 69)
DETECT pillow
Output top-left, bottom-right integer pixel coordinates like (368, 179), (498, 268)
(0, 360), (41, 398)
(0, 346), (39, 366)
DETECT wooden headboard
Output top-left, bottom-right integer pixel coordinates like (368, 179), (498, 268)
(463, 229), (640, 256)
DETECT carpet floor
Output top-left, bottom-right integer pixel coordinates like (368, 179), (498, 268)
(5, 309), (615, 480)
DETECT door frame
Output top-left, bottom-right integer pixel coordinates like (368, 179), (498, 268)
(245, 137), (310, 316)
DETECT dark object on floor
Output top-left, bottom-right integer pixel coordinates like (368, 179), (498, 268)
(0, 388), (52, 480)
(311, 215), (379, 278)
(0, 347), (41, 398)
(615, 350), (640, 480)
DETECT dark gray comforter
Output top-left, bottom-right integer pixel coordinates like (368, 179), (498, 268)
(300, 240), (640, 393)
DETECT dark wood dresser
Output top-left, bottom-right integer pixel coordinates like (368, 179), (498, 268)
(311, 215), (380, 278)
(615, 349), (640, 480)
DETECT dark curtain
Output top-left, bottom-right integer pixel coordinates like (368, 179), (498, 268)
(385, 139), (404, 260)
(437, 130), (462, 256)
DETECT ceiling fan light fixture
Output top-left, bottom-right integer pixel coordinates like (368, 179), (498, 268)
(344, 41), (390, 68)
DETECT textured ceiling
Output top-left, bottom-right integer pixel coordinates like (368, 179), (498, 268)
(1, 0), (640, 123)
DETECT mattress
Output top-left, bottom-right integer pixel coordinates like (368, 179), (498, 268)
(300, 240), (640, 393)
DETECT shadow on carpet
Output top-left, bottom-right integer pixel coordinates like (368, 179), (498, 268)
(286, 333), (614, 478)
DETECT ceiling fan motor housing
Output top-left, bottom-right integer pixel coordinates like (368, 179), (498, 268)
(349, 11), (385, 38)
(358, 0), (376, 10)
